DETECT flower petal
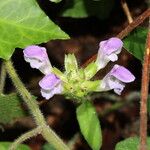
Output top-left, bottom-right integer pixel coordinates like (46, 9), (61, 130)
(108, 78), (125, 95)
(39, 74), (63, 99)
(96, 37), (123, 70)
(100, 37), (123, 55)
(23, 45), (52, 74)
(40, 84), (63, 100)
(24, 46), (48, 61)
(39, 74), (61, 90)
(99, 64), (135, 95)
(110, 65), (135, 83)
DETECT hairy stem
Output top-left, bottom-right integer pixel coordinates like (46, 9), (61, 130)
(9, 126), (43, 150)
(0, 62), (6, 94)
(139, 28), (150, 150)
(4, 60), (70, 150)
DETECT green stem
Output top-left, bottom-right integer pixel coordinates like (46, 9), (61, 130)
(0, 62), (6, 94)
(4, 60), (70, 150)
(9, 126), (43, 150)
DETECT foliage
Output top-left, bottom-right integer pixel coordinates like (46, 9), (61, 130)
(0, 0), (69, 60)
(0, 142), (30, 150)
(123, 27), (148, 61)
(0, 93), (27, 124)
(115, 137), (150, 150)
(147, 96), (150, 116)
(61, 0), (114, 19)
(76, 101), (102, 150)
(42, 143), (56, 150)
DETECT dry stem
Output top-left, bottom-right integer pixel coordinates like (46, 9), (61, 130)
(139, 30), (150, 150)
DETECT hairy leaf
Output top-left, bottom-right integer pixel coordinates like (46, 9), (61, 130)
(115, 137), (150, 150)
(76, 101), (102, 150)
(0, 0), (69, 60)
(0, 142), (30, 150)
(123, 27), (148, 61)
(0, 93), (27, 124)
(61, 0), (114, 19)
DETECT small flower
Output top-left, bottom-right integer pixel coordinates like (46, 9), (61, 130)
(39, 73), (63, 99)
(99, 64), (135, 95)
(23, 45), (52, 75)
(96, 37), (123, 70)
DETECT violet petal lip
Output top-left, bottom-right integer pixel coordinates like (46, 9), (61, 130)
(39, 74), (63, 100)
(110, 64), (135, 83)
(96, 37), (123, 70)
(99, 37), (123, 55)
(23, 45), (48, 61)
(39, 74), (61, 90)
(99, 64), (135, 95)
(40, 83), (63, 100)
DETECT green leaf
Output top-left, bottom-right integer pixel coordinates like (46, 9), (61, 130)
(123, 27), (148, 61)
(61, 0), (114, 19)
(0, 0), (69, 60)
(42, 143), (56, 150)
(0, 142), (31, 150)
(115, 137), (150, 150)
(0, 93), (27, 124)
(76, 101), (102, 150)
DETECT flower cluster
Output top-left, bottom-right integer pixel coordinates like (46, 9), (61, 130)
(23, 37), (135, 100)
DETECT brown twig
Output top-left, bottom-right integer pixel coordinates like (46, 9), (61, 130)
(139, 28), (150, 150)
(121, 0), (133, 23)
(82, 9), (150, 67)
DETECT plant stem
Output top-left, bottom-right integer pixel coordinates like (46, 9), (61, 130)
(9, 126), (43, 150)
(4, 60), (70, 150)
(139, 27), (150, 150)
(121, 0), (133, 24)
(0, 62), (6, 94)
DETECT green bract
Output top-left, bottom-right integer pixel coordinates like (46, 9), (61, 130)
(52, 54), (100, 101)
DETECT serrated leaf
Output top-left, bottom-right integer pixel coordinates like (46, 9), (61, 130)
(0, 0), (69, 60)
(123, 27), (148, 61)
(61, 0), (114, 19)
(76, 101), (102, 150)
(115, 137), (150, 150)
(0, 93), (27, 124)
(0, 142), (31, 150)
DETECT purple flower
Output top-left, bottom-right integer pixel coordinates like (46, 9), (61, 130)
(23, 45), (52, 75)
(100, 64), (135, 95)
(96, 37), (123, 70)
(39, 73), (63, 99)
